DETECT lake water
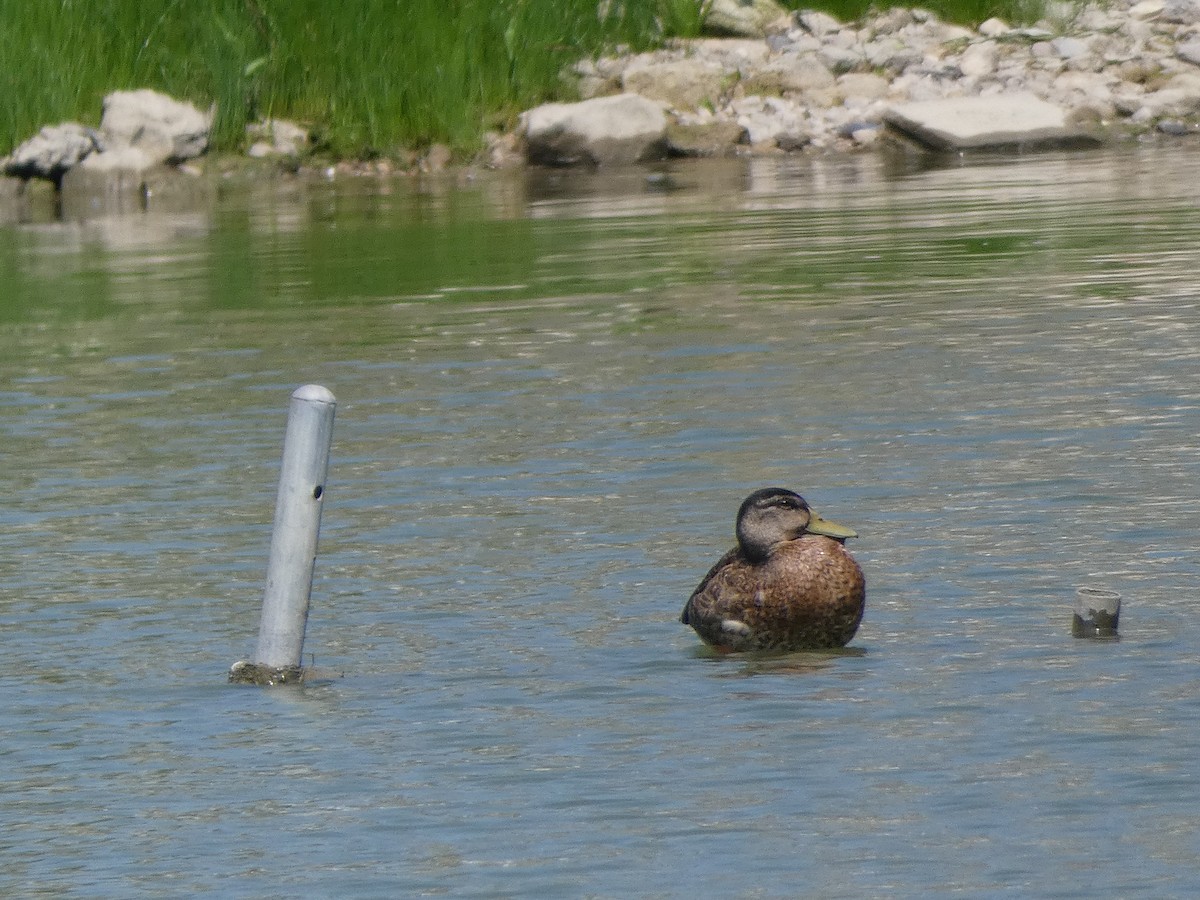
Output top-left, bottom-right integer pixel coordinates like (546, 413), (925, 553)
(3, 146), (1200, 897)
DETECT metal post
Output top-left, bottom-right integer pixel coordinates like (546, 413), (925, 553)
(230, 384), (335, 684)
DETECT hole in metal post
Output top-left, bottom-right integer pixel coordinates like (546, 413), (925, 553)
(313, 485), (324, 500)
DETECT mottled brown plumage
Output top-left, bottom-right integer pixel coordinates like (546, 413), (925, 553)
(681, 487), (866, 652)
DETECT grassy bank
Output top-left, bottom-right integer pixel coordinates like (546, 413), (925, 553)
(1, 0), (1049, 161)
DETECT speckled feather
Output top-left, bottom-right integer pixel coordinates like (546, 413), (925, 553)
(682, 529), (865, 653)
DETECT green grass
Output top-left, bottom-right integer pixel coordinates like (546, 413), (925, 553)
(0, 0), (1051, 162)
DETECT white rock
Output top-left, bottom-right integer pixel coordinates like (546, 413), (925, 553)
(4, 122), (98, 180)
(99, 89), (213, 165)
(960, 41), (998, 78)
(884, 92), (1094, 149)
(1132, 86), (1200, 120)
(932, 22), (976, 42)
(1128, 0), (1164, 18)
(837, 72), (891, 102)
(1177, 38), (1200, 66)
(246, 119), (309, 156)
(1074, 7), (1121, 31)
(867, 7), (916, 36)
(743, 53), (836, 94)
(978, 17), (1011, 37)
(1051, 36), (1093, 60)
(684, 38), (772, 69)
(865, 37), (924, 71)
(705, 0), (789, 38)
(1162, 0), (1200, 24)
(797, 10), (842, 36)
(1165, 70), (1200, 93)
(522, 93), (668, 166)
(851, 125), (882, 145)
(502, 0), (1200, 160)
(818, 45), (864, 74)
(732, 95), (806, 143)
(79, 145), (156, 172)
(622, 58), (730, 110)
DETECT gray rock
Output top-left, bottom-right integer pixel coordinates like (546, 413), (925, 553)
(741, 54), (836, 96)
(844, 122), (882, 144)
(522, 93), (669, 166)
(4, 122), (99, 181)
(978, 17), (1012, 37)
(622, 58), (730, 111)
(867, 7), (916, 36)
(776, 129), (813, 150)
(484, 131), (525, 169)
(1052, 70), (1118, 114)
(1050, 36), (1093, 60)
(78, 146), (156, 172)
(1176, 38), (1200, 66)
(1161, 0), (1200, 24)
(766, 32), (795, 53)
(1129, 85), (1200, 121)
(704, 0), (788, 38)
(665, 120), (748, 156)
(686, 38), (772, 69)
(1156, 117), (1198, 133)
(818, 44), (865, 75)
(99, 89), (213, 166)
(884, 93), (1101, 150)
(959, 41), (999, 78)
(246, 119), (309, 157)
(1128, 0), (1164, 17)
(864, 37), (924, 72)
(796, 9), (843, 37)
(837, 72), (891, 102)
(517, 0), (1200, 159)
(731, 95), (807, 144)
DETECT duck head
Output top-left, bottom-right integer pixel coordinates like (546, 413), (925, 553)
(735, 487), (857, 563)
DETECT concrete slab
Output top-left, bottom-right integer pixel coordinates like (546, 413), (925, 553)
(883, 93), (1101, 151)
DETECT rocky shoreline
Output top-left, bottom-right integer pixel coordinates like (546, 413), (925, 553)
(5, 0), (1200, 219)
(518, 0), (1200, 164)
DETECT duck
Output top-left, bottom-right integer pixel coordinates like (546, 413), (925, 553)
(680, 487), (866, 653)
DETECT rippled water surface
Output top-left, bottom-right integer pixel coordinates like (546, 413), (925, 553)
(3, 148), (1200, 897)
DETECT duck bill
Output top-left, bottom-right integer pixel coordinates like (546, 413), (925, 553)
(807, 511), (858, 540)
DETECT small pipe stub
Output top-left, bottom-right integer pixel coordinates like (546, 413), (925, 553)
(1072, 587), (1121, 639)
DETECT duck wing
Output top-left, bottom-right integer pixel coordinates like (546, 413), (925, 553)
(680, 546), (743, 625)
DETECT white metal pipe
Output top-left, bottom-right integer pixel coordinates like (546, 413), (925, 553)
(253, 384), (336, 670)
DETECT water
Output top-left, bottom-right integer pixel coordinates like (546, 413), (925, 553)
(3, 147), (1200, 897)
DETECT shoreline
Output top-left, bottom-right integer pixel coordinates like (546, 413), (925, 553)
(5, 0), (1200, 218)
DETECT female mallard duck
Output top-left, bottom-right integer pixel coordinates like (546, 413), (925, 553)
(681, 487), (865, 652)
